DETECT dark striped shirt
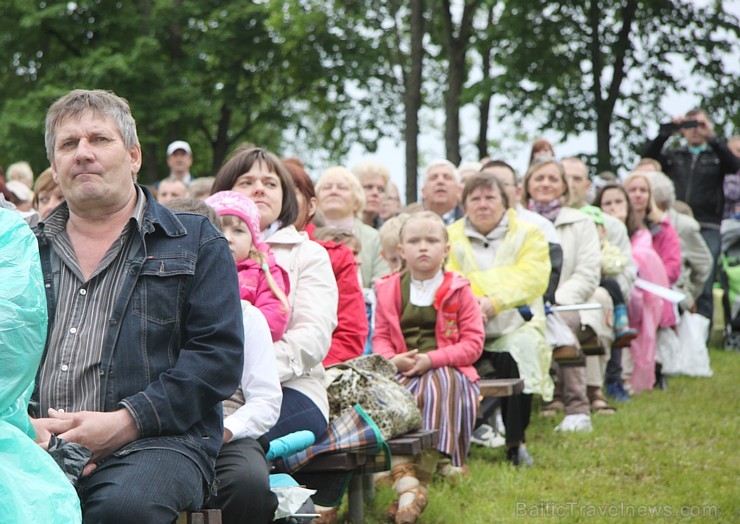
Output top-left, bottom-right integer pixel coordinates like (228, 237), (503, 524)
(38, 187), (146, 414)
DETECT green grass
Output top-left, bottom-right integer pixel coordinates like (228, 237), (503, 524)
(356, 349), (740, 523)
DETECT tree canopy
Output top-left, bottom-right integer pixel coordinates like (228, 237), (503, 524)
(0, 0), (737, 189)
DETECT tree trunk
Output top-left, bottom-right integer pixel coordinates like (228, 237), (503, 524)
(441, 0), (482, 166)
(589, 0), (636, 172)
(445, 44), (464, 166)
(210, 104), (232, 176)
(477, 7), (495, 160)
(405, 0), (424, 204)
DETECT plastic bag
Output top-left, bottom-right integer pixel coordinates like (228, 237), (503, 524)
(47, 435), (93, 486)
(662, 313), (713, 377)
(544, 311), (578, 348)
(0, 210), (82, 523)
(601, 240), (627, 277)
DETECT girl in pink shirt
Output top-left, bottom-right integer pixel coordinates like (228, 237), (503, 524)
(206, 191), (290, 341)
(373, 211), (484, 524)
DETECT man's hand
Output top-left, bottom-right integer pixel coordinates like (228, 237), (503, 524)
(391, 349), (419, 373)
(30, 415), (75, 448)
(693, 112), (714, 140)
(402, 353), (433, 377)
(51, 408), (139, 475)
(223, 428), (233, 444)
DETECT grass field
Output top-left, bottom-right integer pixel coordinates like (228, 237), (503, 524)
(359, 349), (739, 523)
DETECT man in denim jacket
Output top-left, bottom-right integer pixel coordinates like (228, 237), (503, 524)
(31, 89), (244, 522)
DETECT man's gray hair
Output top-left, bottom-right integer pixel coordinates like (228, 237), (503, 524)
(642, 170), (676, 210)
(422, 159), (458, 185)
(45, 89), (140, 162)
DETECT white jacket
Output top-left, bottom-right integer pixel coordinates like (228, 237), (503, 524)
(554, 207), (613, 345)
(268, 225), (338, 421)
(223, 302), (283, 441)
(554, 207), (601, 305)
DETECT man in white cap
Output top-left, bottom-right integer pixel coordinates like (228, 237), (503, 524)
(164, 140), (194, 186)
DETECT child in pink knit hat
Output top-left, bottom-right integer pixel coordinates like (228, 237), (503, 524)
(206, 191), (290, 341)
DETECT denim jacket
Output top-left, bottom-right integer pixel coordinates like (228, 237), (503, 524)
(33, 186), (244, 485)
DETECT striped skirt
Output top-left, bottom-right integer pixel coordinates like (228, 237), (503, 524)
(398, 366), (479, 466)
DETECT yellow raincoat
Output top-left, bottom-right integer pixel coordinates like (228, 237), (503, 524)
(447, 209), (553, 399)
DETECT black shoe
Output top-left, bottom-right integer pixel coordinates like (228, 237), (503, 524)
(506, 446), (520, 466)
(506, 445), (534, 467)
(654, 364), (668, 391)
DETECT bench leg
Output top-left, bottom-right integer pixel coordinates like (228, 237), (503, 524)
(362, 473), (375, 504)
(346, 473), (364, 524)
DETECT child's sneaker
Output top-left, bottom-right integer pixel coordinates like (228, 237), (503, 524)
(470, 423), (506, 448)
(606, 381), (630, 402)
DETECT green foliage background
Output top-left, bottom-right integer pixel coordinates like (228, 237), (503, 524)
(0, 0), (737, 186)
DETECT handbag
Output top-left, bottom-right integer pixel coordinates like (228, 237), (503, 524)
(323, 354), (422, 440)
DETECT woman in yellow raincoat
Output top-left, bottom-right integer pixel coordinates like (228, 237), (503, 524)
(447, 172), (552, 467)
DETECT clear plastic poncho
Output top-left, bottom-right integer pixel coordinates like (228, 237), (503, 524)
(0, 209), (81, 522)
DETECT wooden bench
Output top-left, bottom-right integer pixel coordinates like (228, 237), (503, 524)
(293, 379), (523, 522)
(176, 509), (221, 524)
(479, 377), (524, 397)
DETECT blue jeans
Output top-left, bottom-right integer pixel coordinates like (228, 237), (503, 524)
(77, 448), (204, 523)
(697, 227), (721, 320)
(263, 387), (327, 442)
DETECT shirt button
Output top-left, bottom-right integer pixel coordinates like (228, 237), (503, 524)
(61, 364), (69, 371)
(45, 283), (51, 288)
(69, 327), (77, 334)
(80, 289), (87, 296)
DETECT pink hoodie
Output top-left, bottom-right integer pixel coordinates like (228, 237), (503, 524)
(235, 253), (290, 342)
(372, 271), (485, 383)
(652, 215), (682, 285)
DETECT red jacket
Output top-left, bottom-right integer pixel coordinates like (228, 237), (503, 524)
(372, 271), (485, 383)
(305, 224), (369, 366)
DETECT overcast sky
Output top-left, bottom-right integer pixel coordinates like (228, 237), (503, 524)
(341, 0), (740, 204)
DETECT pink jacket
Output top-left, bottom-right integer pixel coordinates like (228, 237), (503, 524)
(372, 271), (485, 383)
(652, 216), (682, 285)
(235, 254), (290, 341)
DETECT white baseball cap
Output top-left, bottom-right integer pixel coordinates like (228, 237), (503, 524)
(167, 140), (192, 156)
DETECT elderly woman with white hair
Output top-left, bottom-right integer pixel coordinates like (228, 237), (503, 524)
(316, 166), (390, 289)
(641, 170), (713, 316)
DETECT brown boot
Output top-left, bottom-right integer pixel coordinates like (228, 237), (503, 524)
(390, 463), (428, 524)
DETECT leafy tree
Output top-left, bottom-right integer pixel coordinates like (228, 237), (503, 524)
(0, 0), (389, 182)
(431, 0), (486, 166)
(489, 0), (739, 171)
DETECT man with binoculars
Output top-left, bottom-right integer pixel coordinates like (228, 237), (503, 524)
(642, 108), (740, 323)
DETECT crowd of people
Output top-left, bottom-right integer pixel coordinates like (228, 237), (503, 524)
(2, 89), (739, 524)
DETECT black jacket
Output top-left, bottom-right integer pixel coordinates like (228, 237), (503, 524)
(643, 134), (740, 226)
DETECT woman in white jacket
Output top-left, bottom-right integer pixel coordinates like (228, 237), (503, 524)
(522, 158), (615, 431)
(213, 147), (339, 441)
(209, 148), (338, 524)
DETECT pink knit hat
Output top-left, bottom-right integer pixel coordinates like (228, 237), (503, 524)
(205, 191), (268, 252)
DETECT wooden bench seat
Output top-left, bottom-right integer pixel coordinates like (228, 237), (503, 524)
(479, 377), (524, 397)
